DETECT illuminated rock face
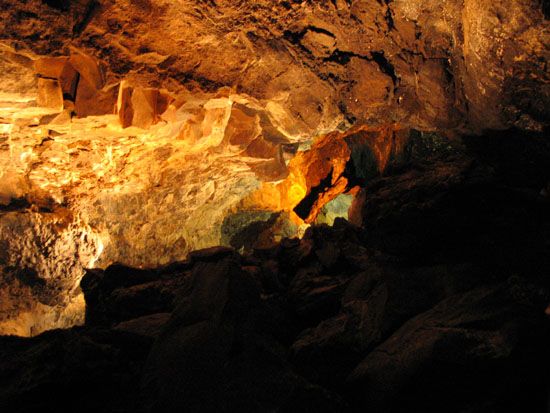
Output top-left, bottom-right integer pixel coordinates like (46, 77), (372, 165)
(0, 63), (312, 334)
(1, 0), (547, 132)
(0, 0), (547, 335)
(0, 210), (101, 336)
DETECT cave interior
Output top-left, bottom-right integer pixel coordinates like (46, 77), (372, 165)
(0, 0), (549, 412)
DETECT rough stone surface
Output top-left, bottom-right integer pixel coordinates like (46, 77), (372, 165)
(347, 284), (550, 412)
(0, 327), (151, 413)
(141, 254), (344, 412)
(0, 210), (101, 336)
(0, 2), (548, 410)
(0, 0), (547, 334)
(1, 0), (547, 132)
(0, 200), (548, 411)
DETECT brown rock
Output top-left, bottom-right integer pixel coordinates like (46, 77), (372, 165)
(57, 50), (118, 117)
(113, 312), (171, 338)
(116, 83), (173, 128)
(37, 77), (63, 110)
(69, 51), (105, 90)
(2, 0), (548, 132)
(75, 81), (118, 117)
(117, 80), (134, 128)
(34, 56), (78, 99)
(346, 58), (394, 112)
(301, 30), (336, 58)
(34, 56), (69, 79)
(142, 256), (343, 412)
(188, 246), (236, 262)
(130, 87), (160, 129)
(347, 284), (550, 412)
(225, 105), (260, 147)
(288, 262), (349, 324)
(0, 327), (151, 412)
(292, 279), (388, 387)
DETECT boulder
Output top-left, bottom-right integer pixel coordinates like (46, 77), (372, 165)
(34, 56), (78, 99)
(0, 327), (150, 413)
(362, 129), (550, 282)
(130, 87), (160, 129)
(347, 284), (550, 412)
(36, 78), (63, 110)
(34, 51), (115, 116)
(142, 255), (343, 412)
(288, 261), (349, 326)
(75, 81), (118, 117)
(291, 258), (490, 389)
(113, 312), (171, 339)
(116, 80), (134, 127)
(69, 51), (105, 90)
(80, 264), (191, 327)
(292, 280), (387, 388)
(116, 82), (174, 128)
(187, 245), (236, 263)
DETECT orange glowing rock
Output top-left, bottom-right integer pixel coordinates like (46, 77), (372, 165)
(131, 87), (160, 129)
(224, 105), (260, 148)
(34, 56), (69, 79)
(75, 79), (118, 118)
(37, 77), (63, 110)
(116, 81), (174, 128)
(34, 51), (117, 116)
(244, 136), (280, 159)
(117, 80), (134, 128)
(34, 56), (79, 100)
(68, 51), (105, 91)
(241, 124), (409, 224)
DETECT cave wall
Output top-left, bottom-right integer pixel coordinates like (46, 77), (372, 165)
(0, 0), (548, 335)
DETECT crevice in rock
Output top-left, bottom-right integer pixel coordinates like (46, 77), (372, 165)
(0, 197), (31, 212)
(294, 169), (336, 220)
(370, 51), (399, 86)
(72, 0), (100, 36)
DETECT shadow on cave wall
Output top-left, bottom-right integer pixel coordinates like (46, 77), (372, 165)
(221, 210), (297, 252)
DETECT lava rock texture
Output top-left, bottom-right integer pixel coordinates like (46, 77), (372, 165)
(2, 129), (550, 412)
(0, 0), (549, 411)
(0, 0), (548, 333)
(1, 0), (548, 132)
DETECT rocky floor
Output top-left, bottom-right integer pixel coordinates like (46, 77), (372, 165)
(1, 128), (549, 413)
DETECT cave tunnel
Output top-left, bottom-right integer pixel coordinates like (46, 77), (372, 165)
(0, 1), (549, 412)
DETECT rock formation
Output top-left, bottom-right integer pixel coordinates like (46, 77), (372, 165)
(0, 0), (548, 411)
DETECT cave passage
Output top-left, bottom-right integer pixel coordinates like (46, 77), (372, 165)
(0, 1), (549, 412)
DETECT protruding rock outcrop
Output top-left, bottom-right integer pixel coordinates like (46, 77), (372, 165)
(116, 81), (173, 129)
(33, 50), (117, 118)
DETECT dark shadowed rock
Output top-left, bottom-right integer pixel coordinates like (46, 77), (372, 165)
(291, 260), (505, 390)
(288, 261), (348, 326)
(81, 264), (191, 326)
(188, 245), (237, 262)
(292, 278), (388, 388)
(142, 255), (343, 412)
(113, 312), (171, 339)
(347, 283), (550, 412)
(362, 129), (550, 284)
(0, 327), (150, 413)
